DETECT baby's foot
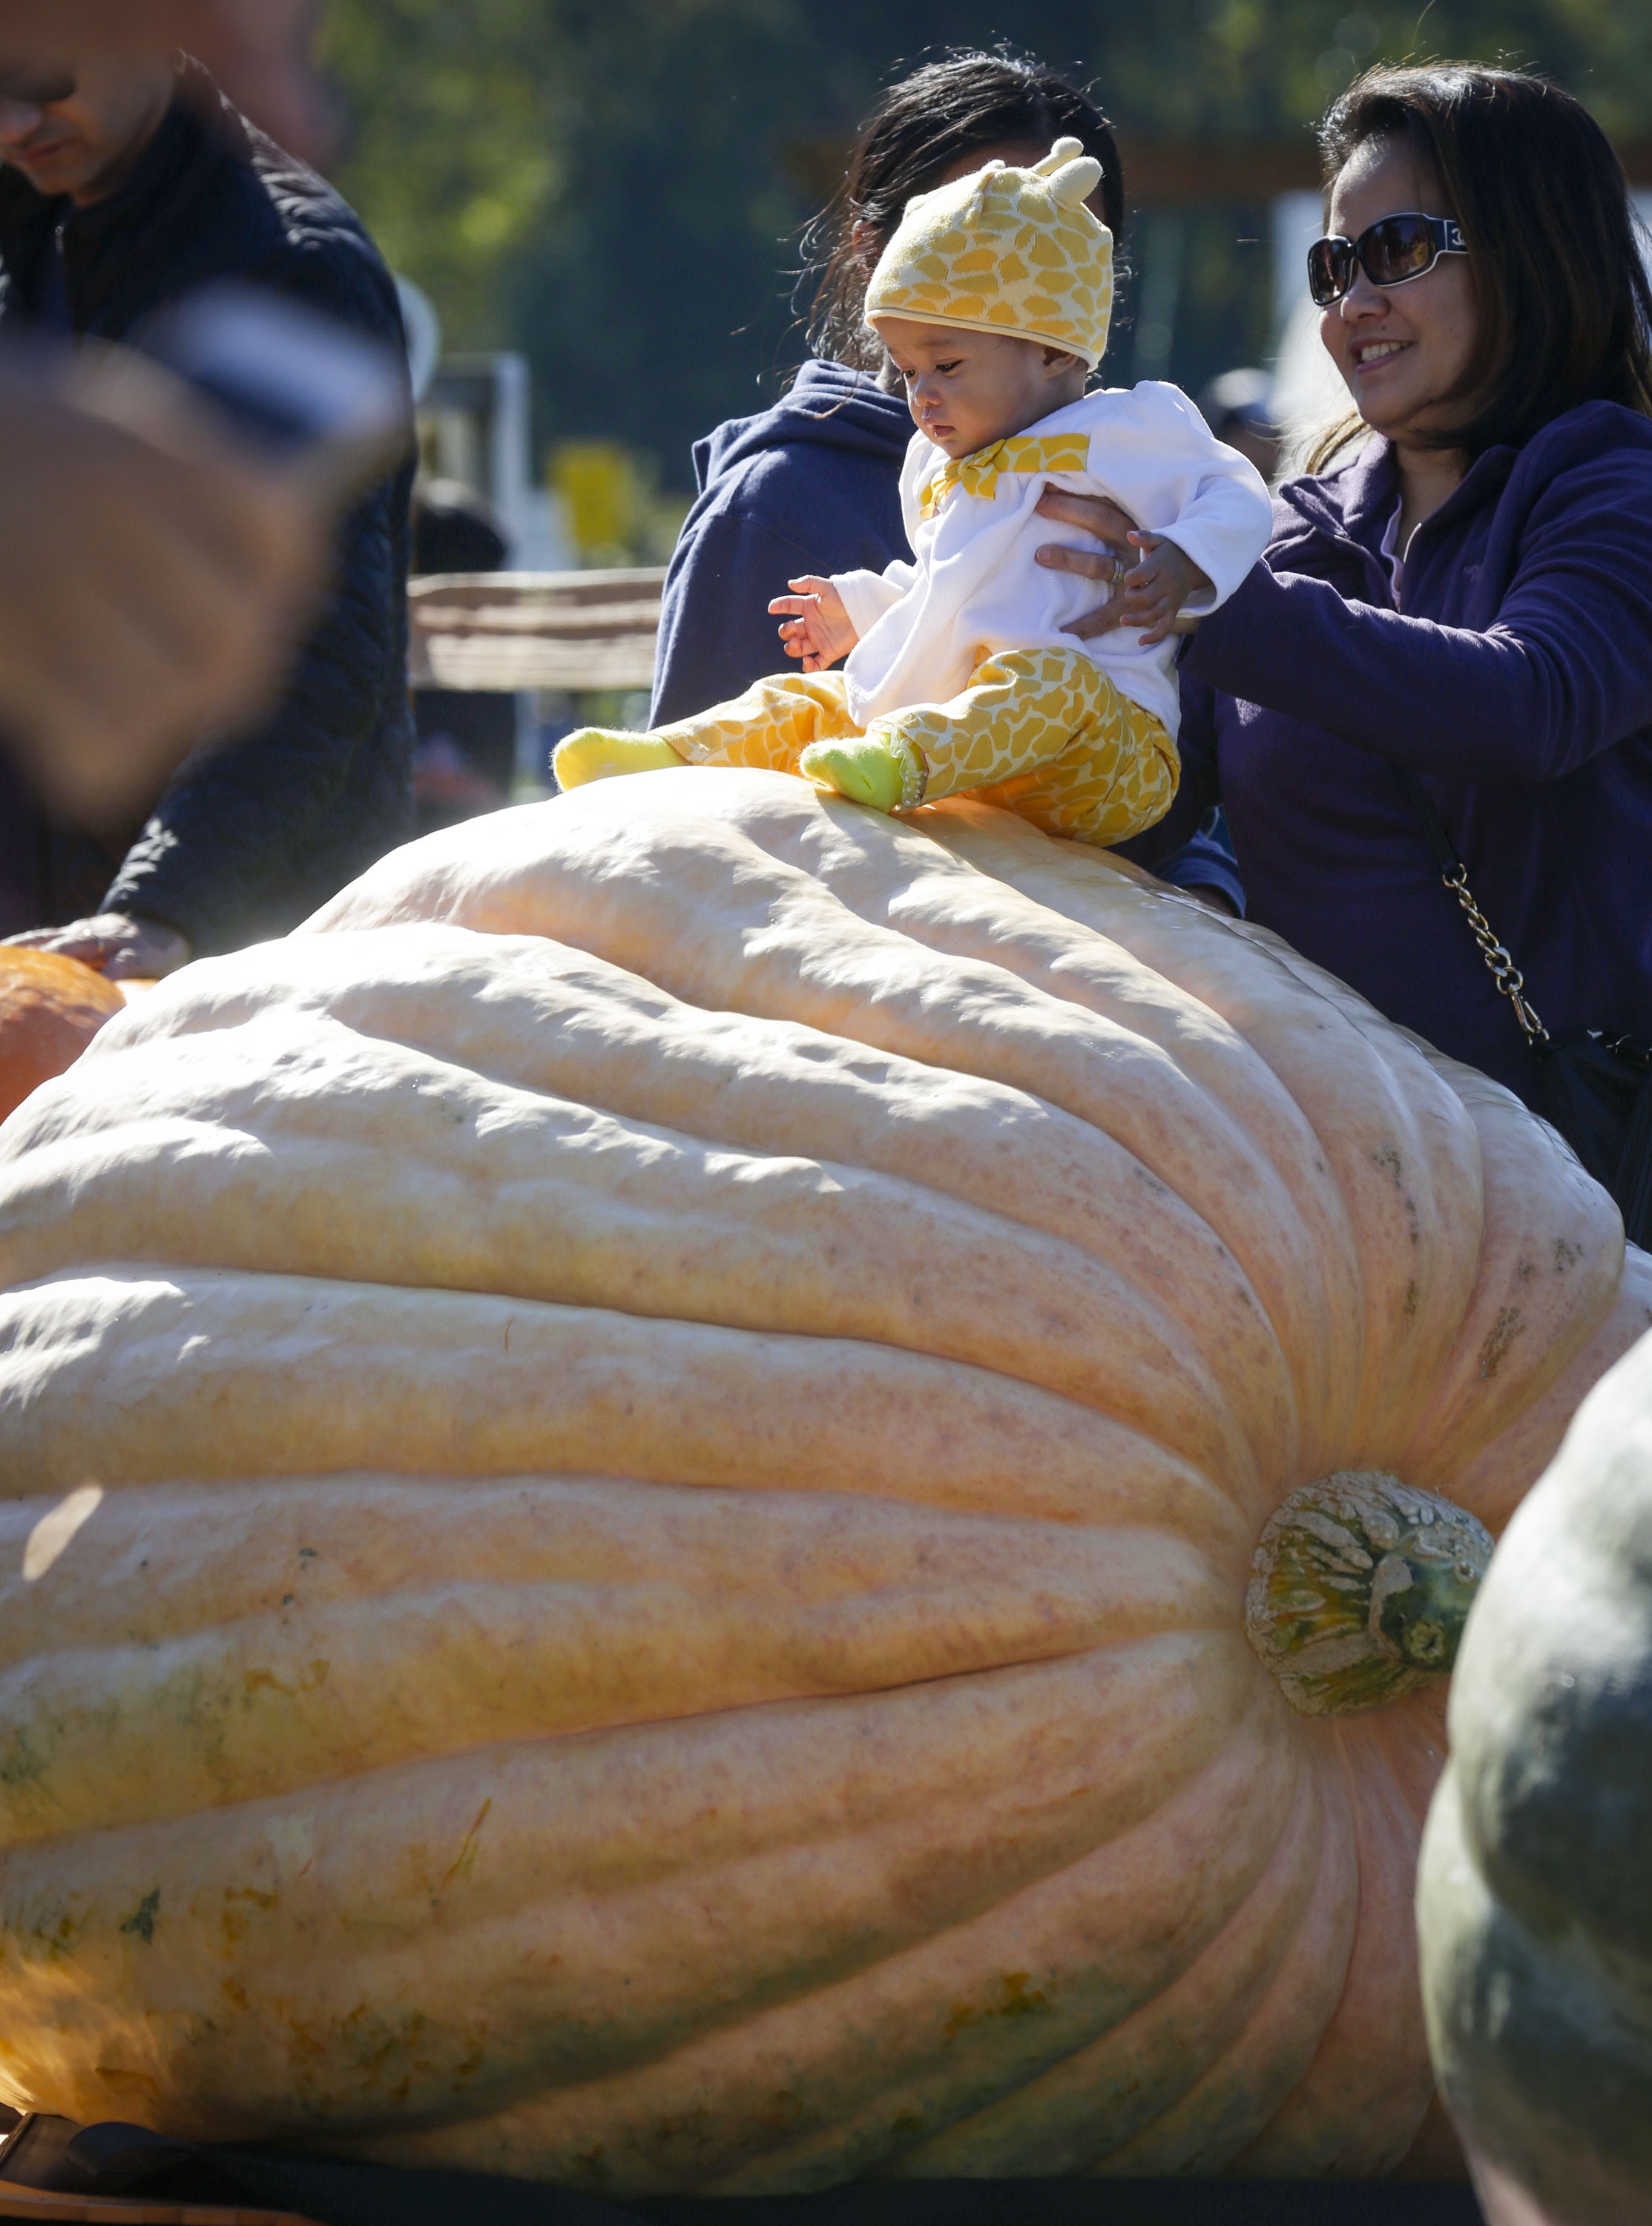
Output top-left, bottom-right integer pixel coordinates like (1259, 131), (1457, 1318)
(553, 729), (685, 788)
(799, 735), (925, 813)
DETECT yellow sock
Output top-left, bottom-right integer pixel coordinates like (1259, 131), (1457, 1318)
(553, 729), (686, 789)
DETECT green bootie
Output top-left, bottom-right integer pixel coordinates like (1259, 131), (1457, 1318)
(799, 735), (924, 813)
(553, 729), (685, 789)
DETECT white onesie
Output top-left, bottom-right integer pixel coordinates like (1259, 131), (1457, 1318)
(829, 382), (1273, 743)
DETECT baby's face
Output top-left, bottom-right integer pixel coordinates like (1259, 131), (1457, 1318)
(875, 318), (1086, 459)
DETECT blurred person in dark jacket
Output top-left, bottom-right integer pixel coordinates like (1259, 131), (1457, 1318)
(0, 47), (412, 976)
(0, 4), (335, 884)
(0, 1), (330, 162)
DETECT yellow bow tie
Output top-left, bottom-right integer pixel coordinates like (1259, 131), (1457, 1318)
(919, 432), (1091, 519)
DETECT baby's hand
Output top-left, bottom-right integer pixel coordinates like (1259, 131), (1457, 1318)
(769, 576), (858, 671)
(1116, 532), (1213, 648)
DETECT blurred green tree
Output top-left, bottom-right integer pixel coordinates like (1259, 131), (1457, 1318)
(320, 0), (566, 344)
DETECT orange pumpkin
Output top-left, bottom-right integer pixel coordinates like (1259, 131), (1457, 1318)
(0, 948), (124, 1123)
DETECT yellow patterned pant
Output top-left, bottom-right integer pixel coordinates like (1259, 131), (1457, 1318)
(654, 646), (1179, 848)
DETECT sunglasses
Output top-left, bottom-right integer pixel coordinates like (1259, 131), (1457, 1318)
(0, 62), (77, 105)
(1307, 212), (1467, 307)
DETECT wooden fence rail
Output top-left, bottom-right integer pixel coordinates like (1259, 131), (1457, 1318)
(408, 568), (666, 694)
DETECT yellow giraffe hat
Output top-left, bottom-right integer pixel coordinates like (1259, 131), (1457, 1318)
(863, 137), (1113, 369)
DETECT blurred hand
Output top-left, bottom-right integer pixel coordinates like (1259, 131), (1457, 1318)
(0, 0), (333, 162)
(0, 347), (325, 829)
(4, 911), (191, 979)
(1183, 884), (1239, 916)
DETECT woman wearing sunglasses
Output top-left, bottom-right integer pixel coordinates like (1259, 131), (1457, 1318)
(1041, 62), (1652, 1229)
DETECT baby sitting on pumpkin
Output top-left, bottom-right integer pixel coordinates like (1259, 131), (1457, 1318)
(555, 139), (1271, 850)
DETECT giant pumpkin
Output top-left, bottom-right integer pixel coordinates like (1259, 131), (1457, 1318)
(0, 770), (1645, 2191)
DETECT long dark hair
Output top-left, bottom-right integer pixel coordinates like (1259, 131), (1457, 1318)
(1317, 64), (1652, 459)
(803, 50), (1125, 375)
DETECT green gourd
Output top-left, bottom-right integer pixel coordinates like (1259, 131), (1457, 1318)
(1419, 1324), (1652, 2226)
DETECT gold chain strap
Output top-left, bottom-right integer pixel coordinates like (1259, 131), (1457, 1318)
(1439, 862), (1550, 1045)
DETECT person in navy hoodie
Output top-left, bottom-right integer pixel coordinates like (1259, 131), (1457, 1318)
(649, 50), (1245, 913)
(1041, 62), (1652, 1124)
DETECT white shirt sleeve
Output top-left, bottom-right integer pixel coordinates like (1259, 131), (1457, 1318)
(832, 564), (916, 640)
(831, 427), (930, 641)
(1085, 382), (1274, 610)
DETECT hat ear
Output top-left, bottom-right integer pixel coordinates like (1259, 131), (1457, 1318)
(1046, 151), (1104, 209)
(1032, 136), (1086, 177)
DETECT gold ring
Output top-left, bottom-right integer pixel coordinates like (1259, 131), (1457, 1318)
(1110, 554), (1129, 587)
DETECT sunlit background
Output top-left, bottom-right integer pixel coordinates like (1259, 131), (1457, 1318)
(317, 0), (1651, 570)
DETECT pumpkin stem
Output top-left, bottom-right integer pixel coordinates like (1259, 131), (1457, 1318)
(1244, 1471), (1493, 1717)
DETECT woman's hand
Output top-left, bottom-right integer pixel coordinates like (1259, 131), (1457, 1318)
(1034, 486), (1206, 643)
(1035, 486), (1136, 637)
(769, 576), (858, 672)
(4, 913), (191, 981)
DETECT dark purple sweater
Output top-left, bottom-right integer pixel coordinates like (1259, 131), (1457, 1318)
(1124, 401), (1652, 1103)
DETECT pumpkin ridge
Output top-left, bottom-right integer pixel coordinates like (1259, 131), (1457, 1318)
(1089, 1750), (1358, 2176)
(0, 1637), (1247, 2142)
(763, 806), (1357, 1447)
(867, 1754), (1326, 2187)
(1439, 1245), (1652, 1529)
(837, 1713), (1319, 2181)
(310, 805), (1336, 1479)
(341, 1669), (1291, 2190)
(1253, 948), (1626, 1483)
(0, 1023), (1268, 1504)
(913, 803), (1489, 1475)
(58, 937), (1298, 1503)
(1234, 1720), (1440, 2175)
(0, 1475), (1231, 1664)
(0, 1270), (1248, 1543)
(0, 1532), (1232, 1845)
